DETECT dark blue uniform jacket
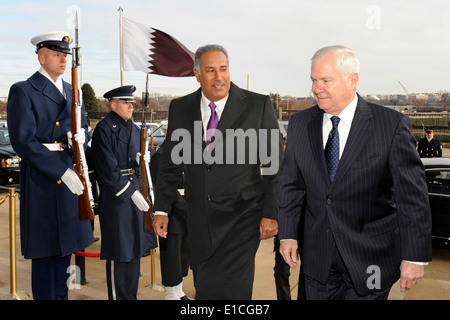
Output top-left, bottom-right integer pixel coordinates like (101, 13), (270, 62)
(7, 71), (94, 259)
(91, 112), (157, 262)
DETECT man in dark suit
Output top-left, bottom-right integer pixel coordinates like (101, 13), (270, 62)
(7, 31), (94, 299)
(153, 44), (284, 299)
(277, 45), (432, 300)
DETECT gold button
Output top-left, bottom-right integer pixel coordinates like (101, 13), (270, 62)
(56, 121), (60, 126)
(57, 180), (62, 184)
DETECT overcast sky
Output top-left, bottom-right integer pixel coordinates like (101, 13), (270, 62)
(1, 0), (449, 99)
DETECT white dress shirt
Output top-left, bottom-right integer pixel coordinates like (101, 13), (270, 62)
(200, 92), (228, 139)
(155, 91), (229, 217)
(322, 94), (358, 157)
(39, 67), (66, 98)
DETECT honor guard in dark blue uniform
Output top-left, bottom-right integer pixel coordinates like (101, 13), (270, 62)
(91, 85), (157, 300)
(7, 31), (94, 300)
(418, 127), (442, 158)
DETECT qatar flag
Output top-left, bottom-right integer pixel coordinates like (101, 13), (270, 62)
(121, 17), (194, 77)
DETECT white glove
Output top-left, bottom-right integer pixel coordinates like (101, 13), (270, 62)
(67, 128), (86, 148)
(131, 190), (150, 212)
(61, 168), (84, 195)
(136, 151), (150, 165)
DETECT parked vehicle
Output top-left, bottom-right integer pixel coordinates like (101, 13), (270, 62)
(0, 127), (20, 186)
(422, 157), (450, 249)
(147, 123), (166, 150)
(278, 120), (287, 142)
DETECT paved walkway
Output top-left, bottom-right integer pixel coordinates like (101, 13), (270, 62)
(1, 151), (450, 301)
(0, 193), (300, 300)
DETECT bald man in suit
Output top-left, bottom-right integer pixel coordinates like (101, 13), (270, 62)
(277, 45), (432, 300)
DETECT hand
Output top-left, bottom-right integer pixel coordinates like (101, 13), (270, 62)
(136, 151), (150, 164)
(61, 168), (84, 195)
(67, 128), (86, 148)
(131, 190), (150, 212)
(400, 260), (425, 293)
(259, 218), (278, 239)
(153, 214), (168, 238)
(279, 239), (299, 268)
(74, 128), (86, 145)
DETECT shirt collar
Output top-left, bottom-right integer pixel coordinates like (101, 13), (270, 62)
(200, 91), (228, 116)
(39, 66), (64, 95)
(324, 94), (358, 127)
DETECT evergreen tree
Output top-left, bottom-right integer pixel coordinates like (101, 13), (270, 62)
(81, 83), (99, 112)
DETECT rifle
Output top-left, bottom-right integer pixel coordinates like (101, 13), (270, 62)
(71, 11), (95, 220)
(141, 74), (154, 232)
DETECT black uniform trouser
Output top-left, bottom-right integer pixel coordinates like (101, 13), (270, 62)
(159, 232), (190, 287)
(106, 258), (140, 300)
(31, 255), (71, 300)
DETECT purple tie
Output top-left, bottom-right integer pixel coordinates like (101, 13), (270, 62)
(206, 101), (219, 149)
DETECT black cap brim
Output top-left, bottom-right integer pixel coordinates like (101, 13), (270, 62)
(36, 44), (72, 55)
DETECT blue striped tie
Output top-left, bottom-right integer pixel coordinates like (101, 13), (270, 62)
(325, 116), (340, 182)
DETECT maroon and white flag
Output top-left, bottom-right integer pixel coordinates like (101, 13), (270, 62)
(121, 17), (194, 77)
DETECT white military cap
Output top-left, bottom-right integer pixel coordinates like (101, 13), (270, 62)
(30, 31), (73, 54)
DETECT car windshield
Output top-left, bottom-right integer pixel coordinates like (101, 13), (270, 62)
(150, 126), (165, 137)
(0, 128), (11, 145)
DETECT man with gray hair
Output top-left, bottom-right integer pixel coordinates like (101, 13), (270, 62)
(153, 44), (284, 299)
(277, 45), (432, 299)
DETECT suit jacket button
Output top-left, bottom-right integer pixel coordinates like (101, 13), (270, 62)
(327, 199), (332, 204)
(207, 194), (212, 202)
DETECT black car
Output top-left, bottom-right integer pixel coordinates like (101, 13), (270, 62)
(147, 123), (166, 150)
(0, 127), (20, 186)
(422, 157), (450, 249)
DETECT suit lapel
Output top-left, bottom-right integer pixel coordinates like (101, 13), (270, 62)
(60, 80), (71, 116)
(187, 89), (204, 149)
(191, 89), (202, 123)
(42, 79), (65, 106)
(308, 107), (330, 186)
(333, 96), (373, 185)
(29, 71), (66, 106)
(63, 80), (71, 104)
(216, 83), (247, 133)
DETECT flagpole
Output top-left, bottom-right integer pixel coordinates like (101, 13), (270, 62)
(118, 6), (124, 86)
